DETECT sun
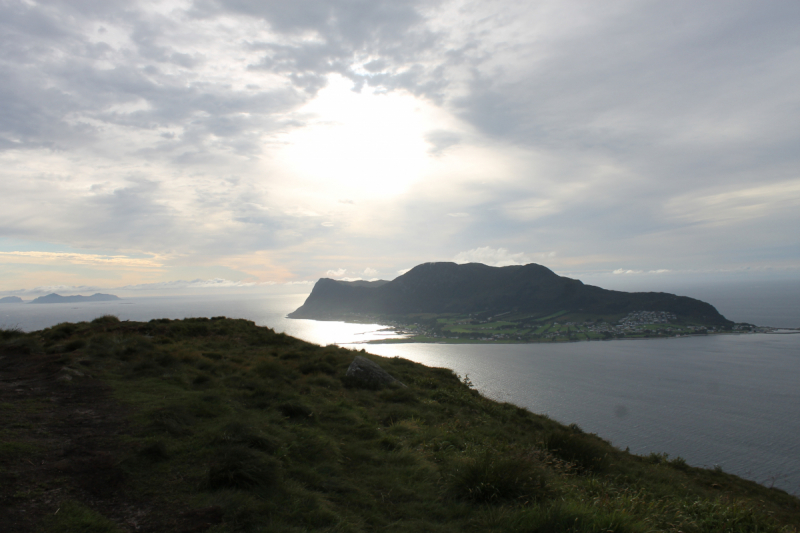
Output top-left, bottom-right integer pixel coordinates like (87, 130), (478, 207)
(276, 75), (434, 199)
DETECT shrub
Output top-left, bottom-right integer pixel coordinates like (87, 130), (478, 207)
(45, 322), (77, 342)
(298, 359), (336, 375)
(255, 360), (285, 379)
(379, 386), (418, 404)
(138, 440), (169, 461)
(278, 402), (313, 420)
(64, 338), (87, 352)
(207, 446), (280, 491)
(448, 451), (549, 504)
(38, 500), (123, 533)
(213, 422), (279, 453)
(0, 335), (43, 355)
(119, 337), (154, 358)
(307, 375), (339, 389)
(149, 406), (195, 436)
(155, 352), (178, 367)
(0, 326), (24, 341)
(503, 501), (642, 533)
(86, 334), (114, 357)
(543, 430), (608, 471)
(91, 315), (120, 326)
(193, 374), (212, 386)
(670, 455), (689, 471)
(646, 452), (669, 465)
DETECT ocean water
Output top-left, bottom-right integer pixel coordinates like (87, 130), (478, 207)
(0, 293), (404, 344)
(1, 284), (799, 494)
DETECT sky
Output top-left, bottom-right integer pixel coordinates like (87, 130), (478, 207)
(1, 0), (799, 297)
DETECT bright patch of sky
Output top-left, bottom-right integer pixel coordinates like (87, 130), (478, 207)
(1, 0), (798, 294)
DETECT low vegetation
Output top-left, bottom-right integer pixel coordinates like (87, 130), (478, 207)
(368, 310), (761, 344)
(1, 317), (798, 532)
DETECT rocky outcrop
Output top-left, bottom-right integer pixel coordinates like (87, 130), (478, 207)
(345, 356), (405, 389)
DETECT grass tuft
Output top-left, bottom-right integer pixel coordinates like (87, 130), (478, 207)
(39, 500), (124, 533)
(213, 422), (279, 453)
(91, 314), (120, 326)
(543, 429), (609, 471)
(207, 446), (280, 491)
(0, 326), (25, 340)
(448, 451), (550, 504)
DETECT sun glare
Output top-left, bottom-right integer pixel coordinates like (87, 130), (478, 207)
(278, 76), (432, 198)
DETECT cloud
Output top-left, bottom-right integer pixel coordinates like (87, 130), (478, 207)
(0, 0), (798, 291)
(363, 267), (378, 276)
(425, 129), (460, 155)
(325, 268), (347, 277)
(453, 247), (530, 267)
(613, 269), (671, 275)
(118, 278), (257, 290)
(0, 251), (162, 269)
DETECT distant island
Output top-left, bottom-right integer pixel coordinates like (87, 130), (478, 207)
(289, 262), (753, 343)
(0, 296), (23, 304)
(29, 293), (121, 304)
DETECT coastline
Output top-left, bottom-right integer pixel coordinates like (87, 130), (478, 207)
(364, 329), (795, 345)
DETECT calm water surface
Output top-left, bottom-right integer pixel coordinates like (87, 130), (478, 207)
(2, 291), (799, 494)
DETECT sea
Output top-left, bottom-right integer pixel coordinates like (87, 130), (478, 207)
(2, 280), (799, 495)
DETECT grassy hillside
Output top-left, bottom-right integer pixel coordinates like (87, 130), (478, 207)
(1, 317), (798, 532)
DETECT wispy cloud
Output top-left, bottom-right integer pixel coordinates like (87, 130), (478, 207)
(453, 247), (530, 267)
(613, 269), (671, 275)
(0, 251), (163, 269)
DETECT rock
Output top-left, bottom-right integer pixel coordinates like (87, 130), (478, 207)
(345, 356), (406, 389)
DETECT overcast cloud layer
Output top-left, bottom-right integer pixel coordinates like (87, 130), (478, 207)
(1, 0), (799, 294)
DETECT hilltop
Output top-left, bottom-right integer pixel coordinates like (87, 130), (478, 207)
(1, 317), (797, 532)
(289, 262), (735, 342)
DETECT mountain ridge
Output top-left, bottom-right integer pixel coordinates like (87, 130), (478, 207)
(289, 262), (732, 326)
(29, 293), (121, 304)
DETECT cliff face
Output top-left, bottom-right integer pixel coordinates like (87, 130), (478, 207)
(289, 262), (732, 325)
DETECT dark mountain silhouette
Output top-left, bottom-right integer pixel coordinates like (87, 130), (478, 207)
(30, 293), (121, 304)
(0, 296), (23, 304)
(289, 262), (732, 325)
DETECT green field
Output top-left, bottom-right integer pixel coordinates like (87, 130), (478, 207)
(372, 310), (739, 344)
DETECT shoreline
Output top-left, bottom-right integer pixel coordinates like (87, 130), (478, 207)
(362, 329), (796, 345)
(288, 310), (792, 346)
